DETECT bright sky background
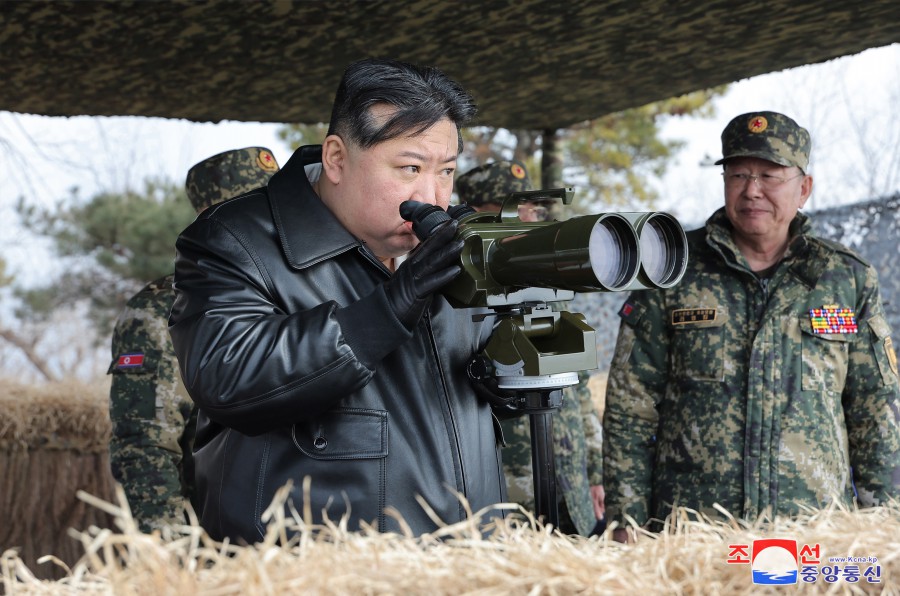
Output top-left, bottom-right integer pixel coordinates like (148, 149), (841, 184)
(657, 43), (900, 225)
(1, 43), (898, 284)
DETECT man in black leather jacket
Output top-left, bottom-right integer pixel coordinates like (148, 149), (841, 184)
(169, 58), (507, 542)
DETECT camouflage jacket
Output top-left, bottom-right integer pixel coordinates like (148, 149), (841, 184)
(500, 372), (603, 536)
(603, 207), (900, 528)
(108, 274), (197, 532)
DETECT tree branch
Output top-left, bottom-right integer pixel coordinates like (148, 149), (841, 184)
(0, 327), (58, 382)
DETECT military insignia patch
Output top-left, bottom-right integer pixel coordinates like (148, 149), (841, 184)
(620, 301), (635, 318)
(886, 337), (898, 376)
(671, 308), (716, 325)
(257, 149), (279, 172)
(809, 306), (857, 334)
(116, 353), (145, 369)
(510, 163), (527, 179)
(748, 116), (768, 133)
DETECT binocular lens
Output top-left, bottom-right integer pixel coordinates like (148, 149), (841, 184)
(638, 214), (687, 288)
(588, 217), (636, 290)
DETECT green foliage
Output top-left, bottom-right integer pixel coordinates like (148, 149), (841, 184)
(561, 89), (726, 212)
(462, 87), (728, 214)
(13, 178), (196, 338)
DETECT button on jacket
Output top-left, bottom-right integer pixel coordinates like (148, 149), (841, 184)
(169, 145), (506, 542)
(603, 207), (900, 527)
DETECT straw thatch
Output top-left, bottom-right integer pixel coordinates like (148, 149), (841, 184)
(0, 377), (117, 581)
(0, 377), (111, 453)
(2, 483), (897, 595)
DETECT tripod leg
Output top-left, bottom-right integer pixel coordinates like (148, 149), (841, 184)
(529, 411), (559, 528)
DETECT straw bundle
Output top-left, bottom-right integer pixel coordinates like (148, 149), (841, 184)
(0, 377), (117, 581)
(2, 483), (896, 595)
(0, 377), (112, 453)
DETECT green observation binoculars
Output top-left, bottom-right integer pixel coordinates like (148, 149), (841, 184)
(401, 187), (688, 528)
(401, 187), (689, 388)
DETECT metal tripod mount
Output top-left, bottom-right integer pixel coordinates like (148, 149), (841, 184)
(471, 303), (597, 529)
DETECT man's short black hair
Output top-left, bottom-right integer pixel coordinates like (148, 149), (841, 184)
(326, 58), (476, 153)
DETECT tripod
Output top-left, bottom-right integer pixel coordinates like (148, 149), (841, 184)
(475, 304), (595, 528)
(511, 386), (566, 527)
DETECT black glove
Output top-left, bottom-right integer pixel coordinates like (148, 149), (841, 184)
(384, 218), (463, 330)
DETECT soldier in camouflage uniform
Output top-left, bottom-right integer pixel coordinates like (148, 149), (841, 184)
(603, 112), (900, 542)
(455, 159), (555, 223)
(108, 147), (280, 532)
(457, 160), (606, 536)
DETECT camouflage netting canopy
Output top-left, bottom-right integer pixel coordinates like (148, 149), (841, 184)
(1, 0), (899, 128)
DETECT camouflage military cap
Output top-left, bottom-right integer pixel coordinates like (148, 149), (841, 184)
(456, 160), (532, 206)
(185, 147), (280, 213)
(714, 111), (810, 172)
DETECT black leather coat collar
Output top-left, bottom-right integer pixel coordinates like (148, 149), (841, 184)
(267, 145), (361, 270)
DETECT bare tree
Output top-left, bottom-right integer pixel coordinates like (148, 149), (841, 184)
(758, 51), (900, 209)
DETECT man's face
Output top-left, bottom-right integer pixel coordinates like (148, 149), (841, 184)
(723, 156), (812, 246)
(472, 200), (552, 222)
(323, 110), (459, 260)
(517, 199), (553, 222)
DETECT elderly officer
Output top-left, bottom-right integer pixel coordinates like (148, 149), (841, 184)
(603, 111), (900, 542)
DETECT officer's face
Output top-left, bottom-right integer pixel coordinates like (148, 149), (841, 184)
(517, 200), (553, 222)
(723, 157), (812, 247)
(322, 106), (458, 261)
(472, 200), (551, 222)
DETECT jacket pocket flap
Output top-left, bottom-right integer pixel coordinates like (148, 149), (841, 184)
(292, 408), (388, 460)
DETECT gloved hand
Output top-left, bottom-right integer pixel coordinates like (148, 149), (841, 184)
(384, 218), (463, 330)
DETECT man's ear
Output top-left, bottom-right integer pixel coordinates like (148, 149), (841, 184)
(321, 134), (346, 185)
(798, 173), (813, 209)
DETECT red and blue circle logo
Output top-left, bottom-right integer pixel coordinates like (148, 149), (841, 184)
(752, 539), (798, 585)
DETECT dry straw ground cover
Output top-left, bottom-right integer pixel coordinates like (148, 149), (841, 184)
(2, 375), (897, 594)
(2, 481), (898, 595)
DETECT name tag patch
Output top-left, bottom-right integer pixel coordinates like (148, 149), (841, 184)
(809, 306), (857, 334)
(671, 308), (717, 325)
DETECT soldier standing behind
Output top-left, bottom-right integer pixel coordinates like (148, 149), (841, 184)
(108, 147), (280, 532)
(456, 160), (606, 536)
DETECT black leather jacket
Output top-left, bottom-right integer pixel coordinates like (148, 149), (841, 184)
(169, 146), (506, 542)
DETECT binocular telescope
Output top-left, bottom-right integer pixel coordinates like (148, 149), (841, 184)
(402, 187), (688, 306)
(402, 187), (689, 527)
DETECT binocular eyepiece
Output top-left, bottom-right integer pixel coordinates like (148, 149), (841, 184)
(399, 201), (456, 240)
